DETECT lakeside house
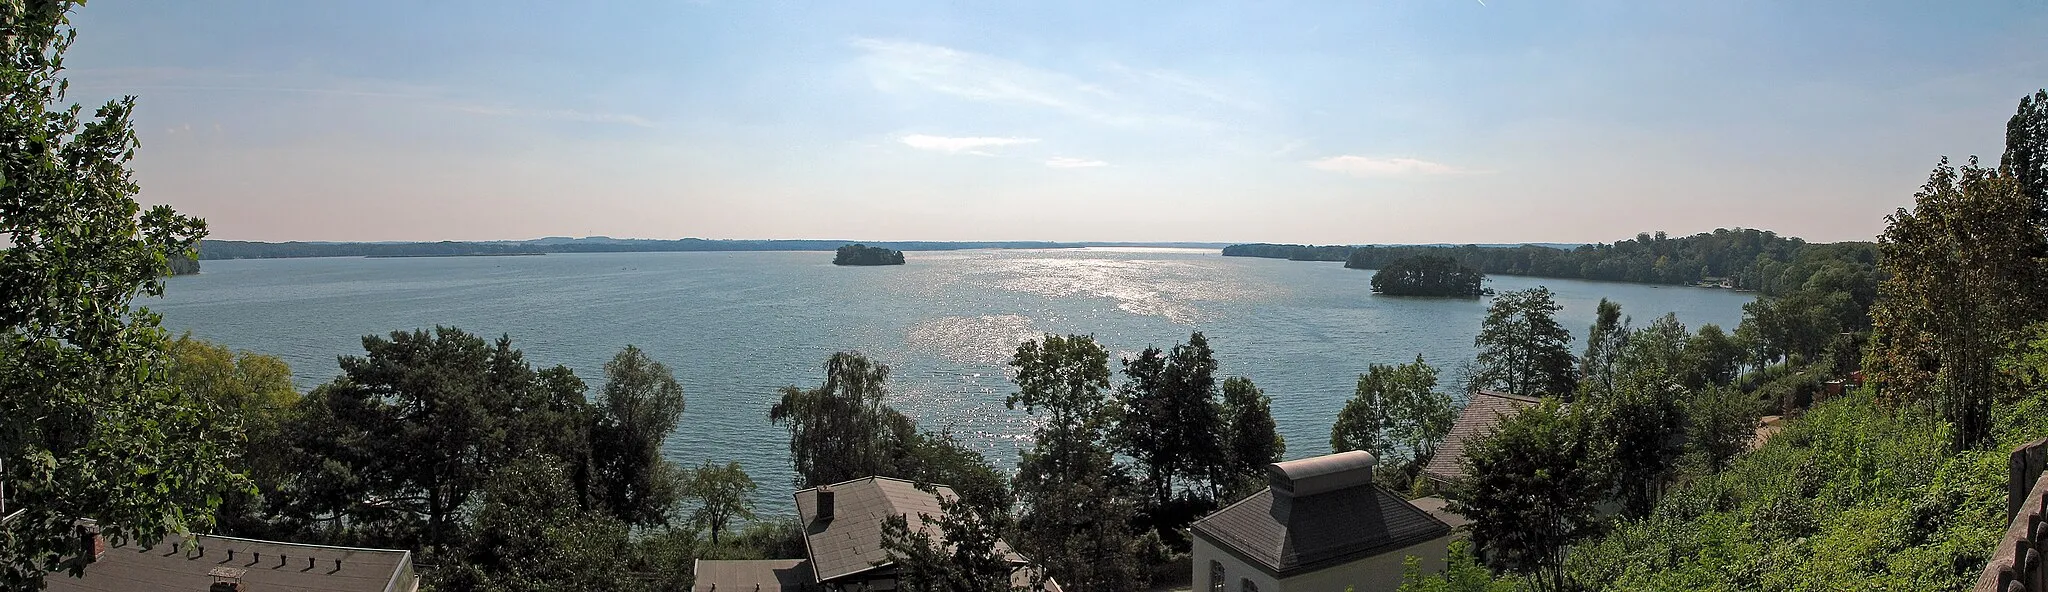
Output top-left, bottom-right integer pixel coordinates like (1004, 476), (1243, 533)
(1419, 390), (1541, 489)
(1191, 451), (1463, 592)
(41, 525), (419, 592)
(694, 476), (1057, 592)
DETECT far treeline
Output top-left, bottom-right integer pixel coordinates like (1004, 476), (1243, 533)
(195, 238), (1070, 260)
(1227, 229), (1881, 297)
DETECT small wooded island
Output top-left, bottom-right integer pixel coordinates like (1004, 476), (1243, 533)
(833, 243), (905, 266)
(1366, 254), (1487, 297)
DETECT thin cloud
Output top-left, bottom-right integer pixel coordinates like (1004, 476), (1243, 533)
(1309, 155), (1467, 178)
(851, 38), (1219, 130)
(899, 134), (1039, 153)
(1046, 157), (1108, 168)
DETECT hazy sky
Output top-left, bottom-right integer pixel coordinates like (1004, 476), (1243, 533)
(64, 1), (2048, 244)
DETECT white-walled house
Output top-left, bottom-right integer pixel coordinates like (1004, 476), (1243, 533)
(1191, 451), (1461, 592)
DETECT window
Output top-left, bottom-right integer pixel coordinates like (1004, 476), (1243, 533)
(1241, 578), (1259, 592)
(1210, 561), (1226, 592)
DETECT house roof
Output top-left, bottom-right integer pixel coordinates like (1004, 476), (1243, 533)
(691, 559), (817, 592)
(1421, 390), (1539, 485)
(794, 476), (1022, 584)
(43, 533), (415, 592)
(1191, 472), (1451, 577)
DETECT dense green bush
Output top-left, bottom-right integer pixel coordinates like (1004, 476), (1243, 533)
(1559, 389), (2005, 591)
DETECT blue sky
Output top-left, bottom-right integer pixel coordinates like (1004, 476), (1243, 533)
(64, 1), (2048, 243)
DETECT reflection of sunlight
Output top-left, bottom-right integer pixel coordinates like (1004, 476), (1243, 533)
(906, 314), (1039, 365)
(975, 255), (1264, 324)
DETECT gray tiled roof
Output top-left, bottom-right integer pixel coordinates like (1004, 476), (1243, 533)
(44, 533), (413, 592)
(1191, 485), (1451, 577)
(794, 476), (1022, 584)
(1421, 390), (1539, 485)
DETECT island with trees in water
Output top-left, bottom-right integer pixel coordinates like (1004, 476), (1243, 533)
(1369, 254), (1487, 297)
(833, 243), (905, 266)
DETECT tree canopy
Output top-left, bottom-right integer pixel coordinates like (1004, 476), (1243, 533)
(1473, 288), (1578, 398)
(1, 2), (238, 586)
(833, 243), (906, 266)
(1370, 255), (1488, 297)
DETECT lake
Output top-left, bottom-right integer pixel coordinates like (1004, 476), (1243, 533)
(154, 248), (1755, 515)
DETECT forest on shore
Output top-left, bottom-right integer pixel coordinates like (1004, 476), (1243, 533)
(1227, 229), (1879, 297)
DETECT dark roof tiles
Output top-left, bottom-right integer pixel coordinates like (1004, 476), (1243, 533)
(1192, 485), (1450, 577)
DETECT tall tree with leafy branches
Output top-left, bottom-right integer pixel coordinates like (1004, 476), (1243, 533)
(1473, 288), (1577, 398)
(1330, 356), (1455, 485)
(1867, 156), (2047, 451)
(1007, 334), (1145, 592)
(1, 1), (242, 587)
(1447, 400), (1607, 592)
(588, 345), (687, 526)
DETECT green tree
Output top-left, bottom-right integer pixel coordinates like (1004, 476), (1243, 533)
(1579, 299), (1630, 396)
(679, 461), (756, 546)
(164, 337), (300, 536)
(1007, 334), (1145, 592)
(435, 457), (643, 592)
(2005, 87), (2048, 218)
(1331, 356), (1455, 487)
(1, 2), (240, 585)
(1395, 541), (1517, 592)
(1679, 323), (1743, 389)
(880, 482), (1025, 592)
(1218, 376), (1284, 498)
(1447, 400), (1606, 592)
(1371, 255), (1488, 297)
(1867, 157), (2047, 451)
(1473, 288), (1577, 398)
(588, 345), (687, 526)
(278, 327), (589, 551)
(1112, 332), (1226, 506)
(769, 351), (902, 488)
(1598, 366), (1686, 518)
(1685, 385), (1756, 473)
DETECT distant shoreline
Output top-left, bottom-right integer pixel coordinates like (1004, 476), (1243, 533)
(364, 252), (547, 259)
(196, 238), (1234, 260)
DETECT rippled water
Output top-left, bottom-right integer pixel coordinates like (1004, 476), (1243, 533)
(154, 248), (1755, 514)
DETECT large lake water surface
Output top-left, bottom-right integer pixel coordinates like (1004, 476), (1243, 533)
(155, 248), (1755, 514)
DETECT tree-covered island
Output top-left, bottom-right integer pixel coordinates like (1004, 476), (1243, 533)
(1368, 254), (1488, 297)
(833, 243), (906, 266)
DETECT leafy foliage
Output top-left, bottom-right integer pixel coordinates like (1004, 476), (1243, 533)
(276, 327), (591, 551)
(0, 2), (239, 586)
(1473, 288), (1577, 398)
(679, 461), (756, 546)
(1371, 255), (1488, 297)
(1448, 400), (1607, 592)
(1867, 157), (2047, 451)
(770, 351), (902, 488)
(880, 482), (1026, 592)
(1218, 376), (1284, 499)
(589, 345), (688, 526)
(1008, 334), (1147, 592)
(1112, 332), (1226, 508)
(833, 243), (906, 266)
(1331, 356), (1454, 489)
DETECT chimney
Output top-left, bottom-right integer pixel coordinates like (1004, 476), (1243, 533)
(75, 522), (104, 563)
(815, 486), (835, 522)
